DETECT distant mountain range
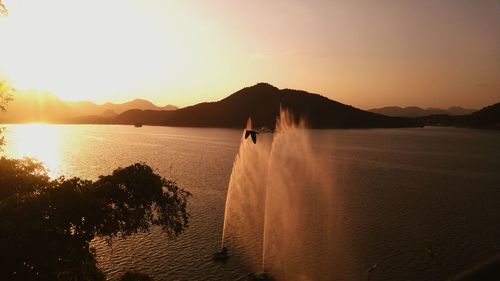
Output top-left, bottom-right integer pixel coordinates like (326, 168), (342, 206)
(0, 92), (177, 123)
(369, 106), (477, 117)
(67, 99), (177, 116)
(1, 83), (498, 129)
(112, 83), (417, 128)
(413, 102), (500, 129)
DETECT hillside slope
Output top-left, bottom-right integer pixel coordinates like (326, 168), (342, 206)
(68, 99), (177, 116)
(115, 83), (419, 129)
(369, 106), (476, 117)
(412, 102), (500, 129)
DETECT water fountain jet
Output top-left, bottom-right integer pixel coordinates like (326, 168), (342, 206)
(222, 109), (339, 281)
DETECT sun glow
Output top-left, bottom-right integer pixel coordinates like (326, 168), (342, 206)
(4, 124), (62, 178)
(0, 0), (222, 105)
(0, 0), (498, 108)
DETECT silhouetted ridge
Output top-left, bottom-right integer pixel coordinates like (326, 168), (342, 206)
(467, 102), (500, 128)
(412, 102), (500, 129)
(114, 109), (173, 126)
(114, 83), (418, 128)
(67, 99), (177, 117)
(369, 106), (477, 117)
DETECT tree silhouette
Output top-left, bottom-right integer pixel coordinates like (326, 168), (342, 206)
(0, 5), (187, 277)
(0, 79), (178, 280)
(0, 158), (190, 281)
(0, 79), (13, 148)
(0, 79), (13, 112)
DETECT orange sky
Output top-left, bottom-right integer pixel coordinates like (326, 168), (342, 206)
(0, 0), (499, 109)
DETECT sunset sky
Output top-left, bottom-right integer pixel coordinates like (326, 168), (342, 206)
(0, 0), (498, 109)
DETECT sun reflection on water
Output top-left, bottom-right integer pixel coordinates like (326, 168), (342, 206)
(2, 124), (62, 178)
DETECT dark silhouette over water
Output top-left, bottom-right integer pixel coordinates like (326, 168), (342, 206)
(213, 247), (229, 261)
(0, 159), (190, 281)
(245, 129), (259, 144)
(369, 106), (476, 117)
(113, 83), (418, 129)
(413, 102), (500, 129)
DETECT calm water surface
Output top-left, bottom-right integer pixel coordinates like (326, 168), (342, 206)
(2, 125), (500, 281)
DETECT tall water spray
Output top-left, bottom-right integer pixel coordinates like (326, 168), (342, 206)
(222, 109), (345, 281)
(222, 118), (273, 268)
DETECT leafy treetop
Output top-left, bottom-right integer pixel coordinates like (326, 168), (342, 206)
(0, 158), (190, 281)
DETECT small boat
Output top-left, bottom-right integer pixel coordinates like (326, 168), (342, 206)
(213, 247), (229, 261)
(134, 123), (143, 128)
(259, 126), (273, 133)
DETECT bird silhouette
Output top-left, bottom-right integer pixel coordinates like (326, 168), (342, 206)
(244, 130), (259, 144)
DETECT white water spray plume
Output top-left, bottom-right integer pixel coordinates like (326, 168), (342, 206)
(222, 108), (351, 281)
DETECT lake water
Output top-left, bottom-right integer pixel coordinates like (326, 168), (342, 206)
(1, 125), (499, 281)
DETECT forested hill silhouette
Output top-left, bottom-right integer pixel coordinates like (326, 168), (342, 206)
(467, 102), (500, 128)
(114, 83), (418, 128)
(413, 102), (500, 129)
(369, 106), (476, 117)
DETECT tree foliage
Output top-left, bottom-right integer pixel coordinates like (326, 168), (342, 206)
(0, 78), (14, 148)
(0, 158), (190, 281)
(0, 0), (7, 17)
(0, 78), (13, 112)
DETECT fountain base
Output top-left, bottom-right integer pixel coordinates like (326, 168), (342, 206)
(213, 247), (229, 262)
(247, 272), (275, 281)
